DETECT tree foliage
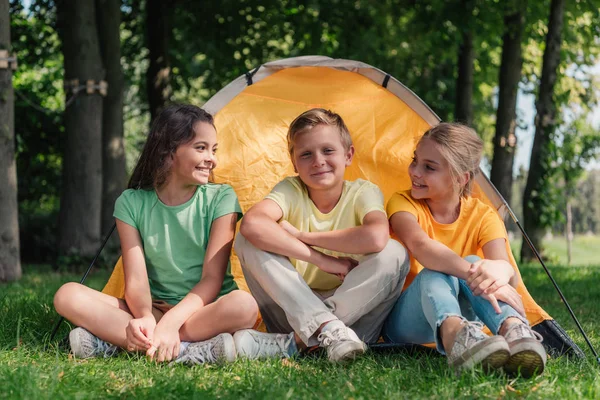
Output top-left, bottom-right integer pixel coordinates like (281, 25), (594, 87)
(6, 0), (600, 263)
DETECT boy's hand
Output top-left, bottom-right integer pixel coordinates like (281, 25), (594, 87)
(125, 315), (155, 352)
(280, 220), (302, 240)
(316, 254), (358, 281)
(467, 259), (514, 296)
(336, 256), (359, 281)
(147, 322), (181, 362)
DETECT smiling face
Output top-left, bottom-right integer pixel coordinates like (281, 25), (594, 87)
(408, 137), (459, 201)
(169, 121), (218, 186)
(292, 124), (354, 193)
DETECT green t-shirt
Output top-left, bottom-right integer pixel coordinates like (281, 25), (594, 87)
(113, 183), (242, 305)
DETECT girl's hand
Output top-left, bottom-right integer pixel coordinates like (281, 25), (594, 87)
(467, 259), (515, 296)
(280, 220), (302, 240)
(147, 323), (181, 362)
(125, 315), (155, 351)
(491, 284), (526, 318)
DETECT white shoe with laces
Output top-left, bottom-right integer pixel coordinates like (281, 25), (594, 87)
(173, 333), (236, 365)
(502, 323), (546, 377)
(317, 320), (366, 363)
(234, 329), (296, 359)
(69, 327), (119, 359)
(447, 321), (510, 372)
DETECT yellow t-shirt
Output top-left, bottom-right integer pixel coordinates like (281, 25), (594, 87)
(266, 176), (386, 290)
(386, 190), (509, 291)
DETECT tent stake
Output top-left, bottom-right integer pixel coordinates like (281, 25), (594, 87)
(49, 224), (116, 342)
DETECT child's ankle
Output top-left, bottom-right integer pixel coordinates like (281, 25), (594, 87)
(319, 319), (345, 334)
(286, 332), (299, 356)
(499, 317), (524, 336)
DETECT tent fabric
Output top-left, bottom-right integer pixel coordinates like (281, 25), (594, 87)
(102, 55), (562, 348)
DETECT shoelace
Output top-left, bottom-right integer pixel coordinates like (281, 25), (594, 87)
(458, 321), (486, 348)
(317, 328), (347, 347)
(504, 323), (543, 342)
(94, 337), (118, 358)
(172, 342), (217, 365)
(256, 334), (291, 357)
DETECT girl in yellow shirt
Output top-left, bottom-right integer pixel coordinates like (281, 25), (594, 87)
(382, 123), (545, 378)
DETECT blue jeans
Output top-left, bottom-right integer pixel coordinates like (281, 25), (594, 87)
(381, 256), (526, 354)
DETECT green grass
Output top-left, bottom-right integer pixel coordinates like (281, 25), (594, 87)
(510, 234), (600, 266)
(2, 263), (600, 399)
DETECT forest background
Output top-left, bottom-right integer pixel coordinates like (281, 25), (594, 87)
(1, 0), (599, 282)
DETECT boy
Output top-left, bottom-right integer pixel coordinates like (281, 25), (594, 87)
(233, 108), (409, 362)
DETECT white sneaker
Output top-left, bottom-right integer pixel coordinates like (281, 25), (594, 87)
(447, 321), (510, 372)
(317, 321), (366, 362)
(234, 329), (296, 359)
(173, 333), (236, 365)
(69, 327), (118, 359)
(502, 323), (546, 377)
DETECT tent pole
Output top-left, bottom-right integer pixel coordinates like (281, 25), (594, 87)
(49, 223), (117, 342)
(510, 215), (600, 365)
(480, 173), (600, 365)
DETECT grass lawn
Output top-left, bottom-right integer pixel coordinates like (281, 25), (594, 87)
(509, 234), (600, 266)
(2, 259), (600, 399)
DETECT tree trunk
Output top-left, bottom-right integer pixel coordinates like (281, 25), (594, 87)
(520, 0), (566, 262)
(56, 0), (104, 258)
(0, 0), (21, 282)
(454, 0), (474, 126)
(490, 2), (526, 203)
(146, 0), (171, 122)
(96, 0), (126, 238)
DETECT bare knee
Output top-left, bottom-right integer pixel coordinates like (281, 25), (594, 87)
(222, 290), (259, 328)
(53, 282), (84, 316)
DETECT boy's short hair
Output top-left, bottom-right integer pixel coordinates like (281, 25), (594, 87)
(287, 108), (353, 157)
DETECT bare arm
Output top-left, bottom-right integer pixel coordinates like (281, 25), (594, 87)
(158, 212), (238, 330)
(466, 238), (520, 295)
(390, 211), (516, 314)
(118, 219), (153, 319)
(289, 210), (389, 254)
(389, 211), (473, 279)
(117, 219), (156, 350)
(240, 199), (353, 276)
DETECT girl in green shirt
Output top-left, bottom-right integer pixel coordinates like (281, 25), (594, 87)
(54, 104), (258, 364)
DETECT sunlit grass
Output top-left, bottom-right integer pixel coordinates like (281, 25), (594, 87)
(1, 262), (600, 399)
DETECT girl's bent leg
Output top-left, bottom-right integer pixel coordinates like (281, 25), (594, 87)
(179, 290), (258, 342)
(53, 282), (134, 348)
(382, 269), (464, 354)
(459, 256), (528, 334)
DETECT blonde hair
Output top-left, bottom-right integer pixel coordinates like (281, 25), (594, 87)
(419, 122), (483, 197)
(287, 108), (353, 157)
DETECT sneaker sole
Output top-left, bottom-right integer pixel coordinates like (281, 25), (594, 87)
(329, 341), (366, 363)
(504, 340), (546, 378)
(451, 337), (510, 372)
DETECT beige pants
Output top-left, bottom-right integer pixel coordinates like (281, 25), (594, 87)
(234, 233), (410, 346)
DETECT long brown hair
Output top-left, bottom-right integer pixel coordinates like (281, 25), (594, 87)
(128, 104), (215, 190)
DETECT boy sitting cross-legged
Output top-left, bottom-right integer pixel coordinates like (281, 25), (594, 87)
(233, 108), (410, 362)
